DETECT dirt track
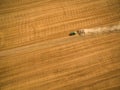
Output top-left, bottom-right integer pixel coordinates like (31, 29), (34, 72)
(0, 0), (120, 90)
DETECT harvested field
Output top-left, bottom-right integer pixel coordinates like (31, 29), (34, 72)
(0, 0), (120, 90)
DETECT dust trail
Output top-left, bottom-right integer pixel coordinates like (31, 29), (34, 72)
(76, 23), (120, 36)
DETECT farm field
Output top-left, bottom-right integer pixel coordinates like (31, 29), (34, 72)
(0, 0), (120, 90)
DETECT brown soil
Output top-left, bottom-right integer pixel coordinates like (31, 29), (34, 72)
(0, 0), (120, 90)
